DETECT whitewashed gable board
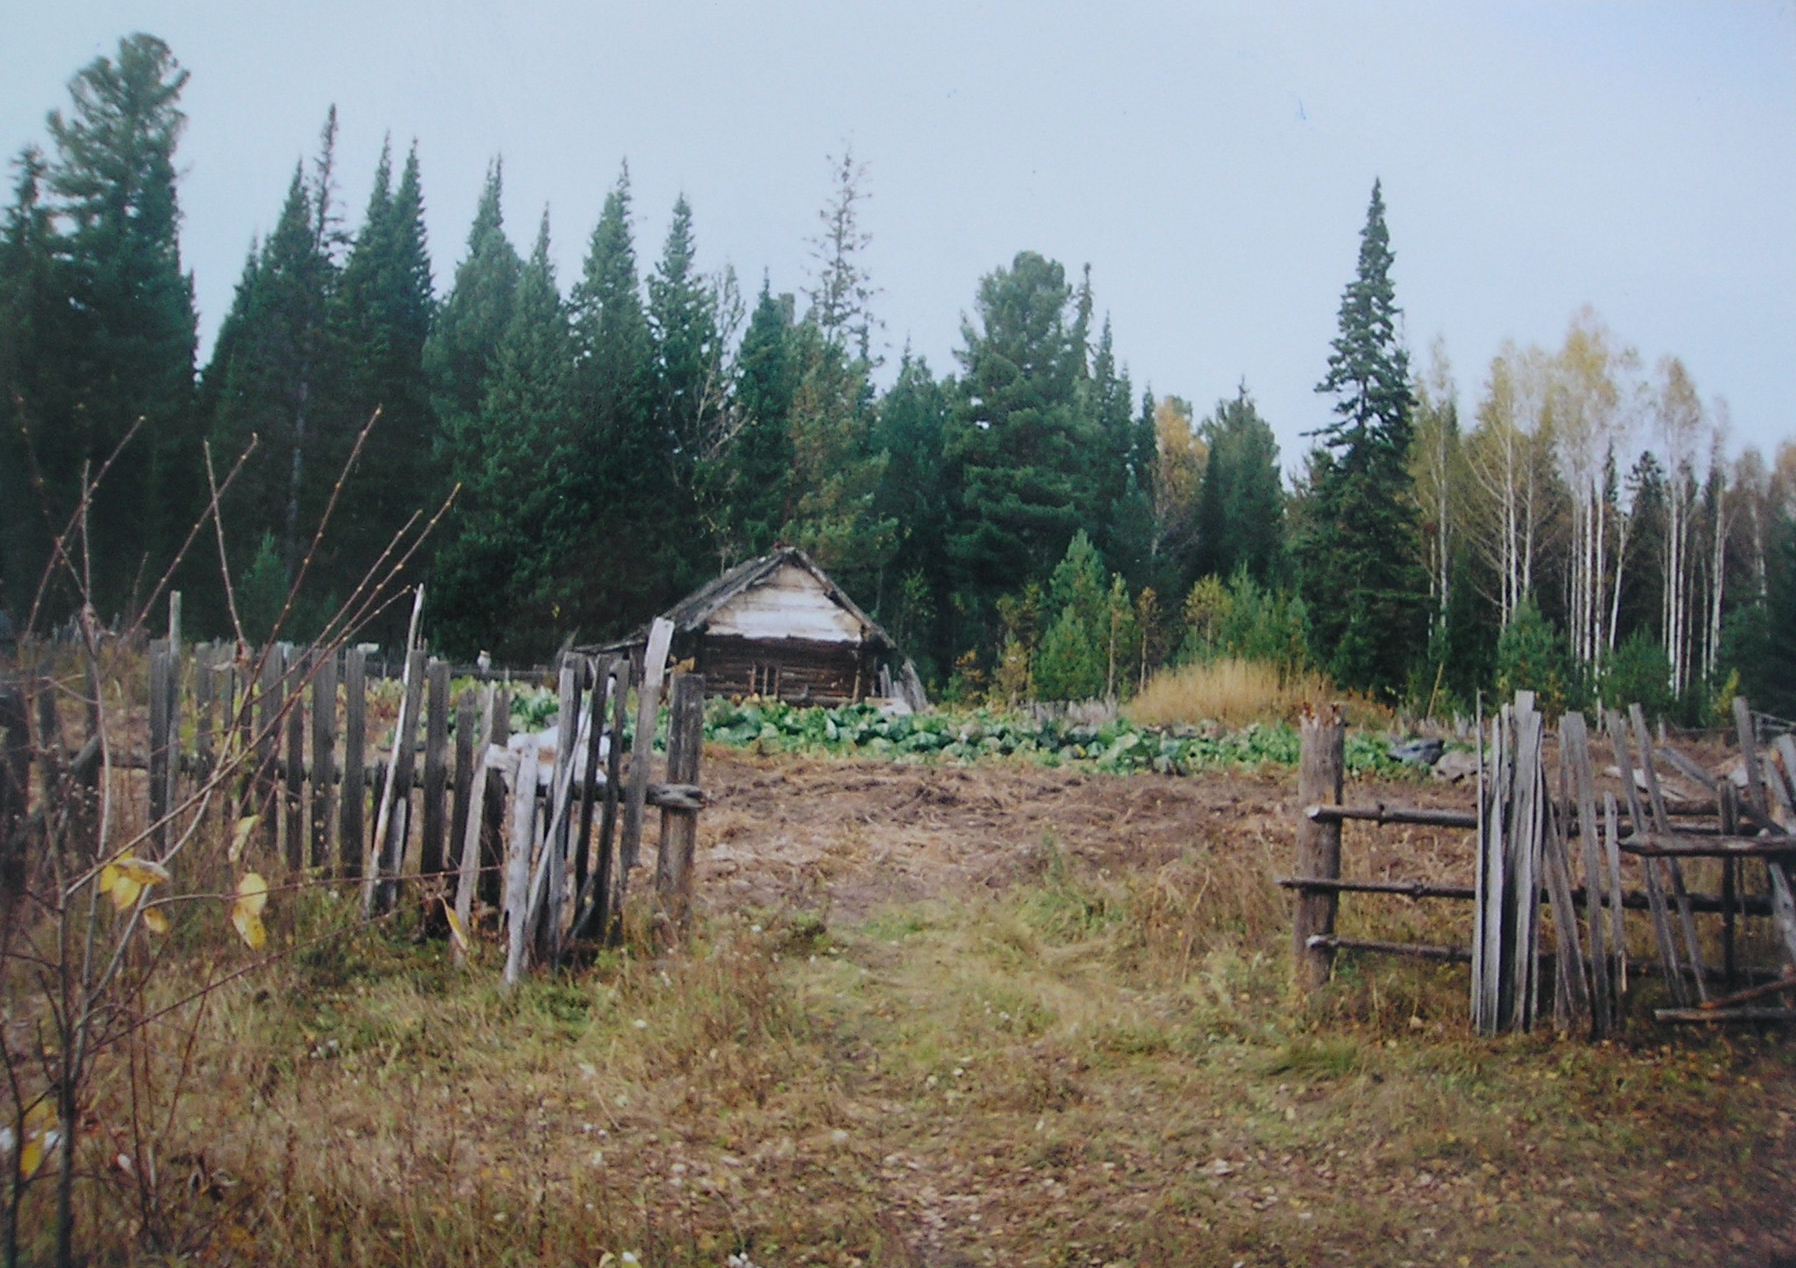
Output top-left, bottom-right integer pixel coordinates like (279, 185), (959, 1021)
(705, 563), (865, 644)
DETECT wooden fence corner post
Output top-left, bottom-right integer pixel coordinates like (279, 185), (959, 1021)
(655, 672), (706, 941)
(1293, 703), (1346, 997)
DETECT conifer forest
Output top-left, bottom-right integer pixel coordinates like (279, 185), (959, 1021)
(4, 33), (1793, 721)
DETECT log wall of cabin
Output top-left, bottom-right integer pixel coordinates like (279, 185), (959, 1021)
(695, 635), (874, 704)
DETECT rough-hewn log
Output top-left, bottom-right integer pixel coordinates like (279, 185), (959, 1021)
(1293, 705), (1345, 996)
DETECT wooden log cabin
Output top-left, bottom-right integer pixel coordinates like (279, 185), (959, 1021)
(598, 548), (927, 709)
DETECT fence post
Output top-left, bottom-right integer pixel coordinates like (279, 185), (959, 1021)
(0, 675), (29, 924)
(655, 673), (706, 939)
(148, 639), (171, 850)
(421, 658), (451, 881)
(1293, 703), (1345, 997)
(340, 647), (366, 879)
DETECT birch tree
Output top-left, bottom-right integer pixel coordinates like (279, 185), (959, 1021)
(1464, 341), (1556, 624)
(1550, 310), (1638, 665)
(1651, 356), (1704, 694)
(1410, 336), (1460, 623)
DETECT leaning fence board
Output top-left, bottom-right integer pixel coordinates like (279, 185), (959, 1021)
(480, 690), (511, 909)
(572, 657), (610, 911)
(1734, 697), (1770, 820)
(1541, 796), (1592, 1031)
(502, 742), (540, 988)
(148, 639), (172, 849)
(310, 648), (337, 869)
(452, 688), (498, 962)
(598, 660), (630, 938)
(340, 647), (367, 879)
(284, 647), (306, 872)
(450, 688), (476, 892)
(620, 617), (675, 885)
(1632, 704), (1708, 1004)
(256, 651), (283, 857)
(421, 659), (450, 879)
(1562, 713), (1613, 1034)
(1609, 710), (1684, 1006)
(368, 593), (424, 914)
(537, 663), (582, 965)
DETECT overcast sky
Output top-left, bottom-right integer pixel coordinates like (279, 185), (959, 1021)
(5, 2), (1793, 469)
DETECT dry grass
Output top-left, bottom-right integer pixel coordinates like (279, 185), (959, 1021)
(7, 748), (1796, 1267)
(1124, 658), (1389, 730)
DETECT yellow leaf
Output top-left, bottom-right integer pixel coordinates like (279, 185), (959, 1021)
(231, 873), (269, 949)
(232, 907), (266, 950)
(99, 864), (140, 912)
(142, 907), (169, 935)
(236, 872), (268, 916)
(228, 816), (259, 863)
(18, 1101), (57, 1181)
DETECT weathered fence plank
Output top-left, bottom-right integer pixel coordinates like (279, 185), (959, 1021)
(148, 639), (171, 849)
(421, 658), (450, 879)
(284, 647), (306, 873)
(340, 646), (366, 878)
(309, 647), (337, 869)
(655, 673), (706, 938)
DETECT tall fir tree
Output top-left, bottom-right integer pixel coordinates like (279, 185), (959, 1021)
(433, 211), (578, 659)
(564, 166), (666, 632)
(780, 317), (893, 593)
(723, 280), (798, 560)
(28, 34), (199, 621)
(0, 147), (61, 611)
(1192, 385), (1284, 585)
(425, 160), (519, 477)
(330, 140), (436, 623)
(202, 120), (343, 616)
(871, 348), (952, 672)
(943, 250), (1090, 642)
(1294, 181), (1428, 699)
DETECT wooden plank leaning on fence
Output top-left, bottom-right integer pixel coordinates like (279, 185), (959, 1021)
(366, 586), (424, 915)
(450, 686), (498, 965)
(1292, 703), (1344, 997)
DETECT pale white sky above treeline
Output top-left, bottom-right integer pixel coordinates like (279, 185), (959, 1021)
(5, 2), (1793, 469)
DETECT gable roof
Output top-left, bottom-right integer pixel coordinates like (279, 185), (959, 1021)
(642, 547), (897, 651)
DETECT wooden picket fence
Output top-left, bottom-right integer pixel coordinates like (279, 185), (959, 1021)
(1286, 694), (1796, 1037)
(3, 612), (706, 982)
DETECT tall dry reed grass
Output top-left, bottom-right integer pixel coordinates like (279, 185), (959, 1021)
(1124, 657), (1387, 729)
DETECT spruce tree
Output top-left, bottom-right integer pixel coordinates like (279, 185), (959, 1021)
(36, 34), (198, 619)
(0, 147), (62, 609)
(872, 349), (952, 670)
(1295, 181), (1428, 699)
(433, 212), (578, 659)
(202, 142), (340, 604)
(1193, 385), (1284, 585)
(331, 141), (437, 621)
(725, 281), (798, 559)
(425, 160), (520, 475)
(644, 195), (720, 595)
(943, 251), (1088, 634)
